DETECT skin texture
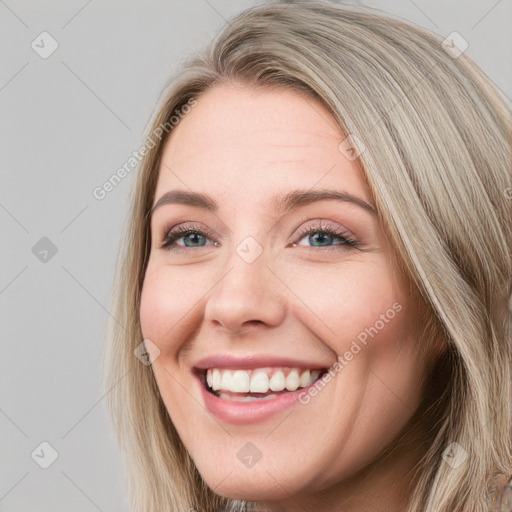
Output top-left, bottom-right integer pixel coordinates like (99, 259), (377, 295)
(139, 83), (437, 511)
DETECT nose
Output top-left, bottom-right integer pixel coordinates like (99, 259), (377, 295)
(203, 245), (287, 334)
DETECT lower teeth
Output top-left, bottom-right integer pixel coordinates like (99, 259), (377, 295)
(216, 391), (279, 402)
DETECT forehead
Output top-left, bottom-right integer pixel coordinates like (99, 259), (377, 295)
(154, 84), (372, 208)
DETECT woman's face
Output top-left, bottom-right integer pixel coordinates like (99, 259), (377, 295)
(140, 84), (433, 505)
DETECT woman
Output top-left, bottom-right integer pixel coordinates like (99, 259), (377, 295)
(103, 2), (512, 511)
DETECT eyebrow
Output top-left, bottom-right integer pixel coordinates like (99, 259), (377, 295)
(150, 188), (376, 216)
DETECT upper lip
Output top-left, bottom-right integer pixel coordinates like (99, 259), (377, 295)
(193, 354), (330, 372)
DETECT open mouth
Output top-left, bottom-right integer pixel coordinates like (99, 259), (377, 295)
(200, 367), (328, 402)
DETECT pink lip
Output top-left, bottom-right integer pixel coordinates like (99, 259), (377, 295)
(193, 355), (331, 424)
(199, 382), (311, 424)
(193, 354), (328, 371)
(193, 367), (330, 426)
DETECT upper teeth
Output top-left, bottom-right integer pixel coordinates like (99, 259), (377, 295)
(206, 368), (322, 394)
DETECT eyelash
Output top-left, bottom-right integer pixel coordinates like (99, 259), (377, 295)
(159, 222), (359, 253)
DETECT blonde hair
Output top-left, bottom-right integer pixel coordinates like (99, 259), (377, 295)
(102, 2), (512, 511)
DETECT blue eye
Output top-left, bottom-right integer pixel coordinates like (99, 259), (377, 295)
(160, 226), (217, 251)
(175, 231), (206, 247)
(294, 226), (358, 249)
(160, 222), (359, 253)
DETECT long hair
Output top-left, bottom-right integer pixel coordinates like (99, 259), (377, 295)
(102, 2), (512, 511)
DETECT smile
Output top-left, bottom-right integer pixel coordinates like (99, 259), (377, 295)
(193, 355), (332, 423)
(204, 367), (324, 401)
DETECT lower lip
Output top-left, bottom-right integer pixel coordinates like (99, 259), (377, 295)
(197, 374), (321, 425)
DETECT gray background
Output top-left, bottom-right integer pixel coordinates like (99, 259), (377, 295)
(1, 0), (510, 510)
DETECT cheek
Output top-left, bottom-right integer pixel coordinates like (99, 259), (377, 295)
(139, 263), (204, 348)
(278, 257), (405, 349)
(139, 266), (167, 342)
(279, 257), (421, 412)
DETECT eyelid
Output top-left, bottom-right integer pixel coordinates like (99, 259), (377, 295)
(159, 221), (217, 250)
(290, 219), (359, 250)
(291, 218), (355, 240)
(159, 220), (219, 242)
(159, 218), (360, 253)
